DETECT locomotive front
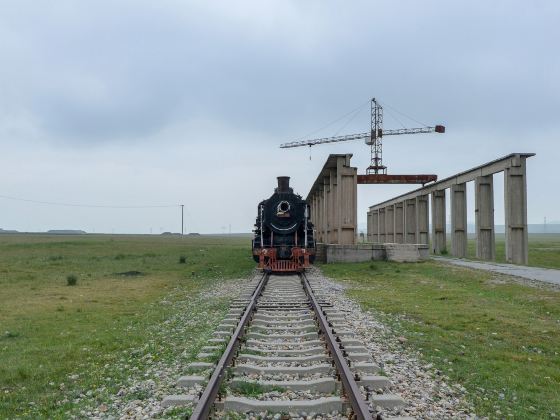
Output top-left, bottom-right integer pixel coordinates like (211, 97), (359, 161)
(252, 176), (315, 272)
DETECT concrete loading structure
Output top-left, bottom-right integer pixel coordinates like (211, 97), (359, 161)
(307, 154), (358, 246)
(367, 153), (534, 265)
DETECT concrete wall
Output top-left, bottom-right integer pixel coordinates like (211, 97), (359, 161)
(368, 153), (534, 265)
(324, 243), (428, 263)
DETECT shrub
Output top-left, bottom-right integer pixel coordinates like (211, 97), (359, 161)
(179, 255), (187, 264)
(66, 274), (78, 286)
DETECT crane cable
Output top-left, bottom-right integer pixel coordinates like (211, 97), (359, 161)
(378, 100), (429, 127)
(292, 98), (370, 142)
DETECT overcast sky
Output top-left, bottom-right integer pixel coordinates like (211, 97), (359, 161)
(0, 0), (558, 234)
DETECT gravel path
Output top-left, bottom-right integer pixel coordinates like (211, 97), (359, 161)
(433, 256), (560, 288)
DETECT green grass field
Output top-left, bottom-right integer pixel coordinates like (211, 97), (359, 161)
(1, 233), (558, 419)
(0, 234), (254, 419)
(321, 260), (560, 419)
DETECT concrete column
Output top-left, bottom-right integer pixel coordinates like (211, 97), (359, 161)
(431, 189), (446, 254)
(475, 175), (495, 260)
(394, 202), (404, 243)
(337, 156), (358, 245)
(416, 195), (429, 245)
(504, 156), (529, 264)
(323, 177), (330, 244)
(328, 171), (338, 243)
(372, 209), (380, 243)
(385, 205), (395, 243)
(404, 199), (417, 243)
(450, 183), (467, 257)
(311, 195), (316, 238)
(378, 208), (386, 243)
(315, 190), (325, 243)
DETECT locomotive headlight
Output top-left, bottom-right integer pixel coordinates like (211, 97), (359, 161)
(276, 201), (291, 215)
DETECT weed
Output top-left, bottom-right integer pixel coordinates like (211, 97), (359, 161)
(179, 255), (187, 264)
(1, 331), (20, 340)
(66, 274), (78, 286)
(233, 381), (285, 396)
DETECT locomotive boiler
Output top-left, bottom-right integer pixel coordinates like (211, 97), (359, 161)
(252, 176), (315, 272)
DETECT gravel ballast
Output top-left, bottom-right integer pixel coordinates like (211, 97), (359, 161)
(59, 269), (478, 419)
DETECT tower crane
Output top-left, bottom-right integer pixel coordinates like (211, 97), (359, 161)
(280, 98), (445, 179)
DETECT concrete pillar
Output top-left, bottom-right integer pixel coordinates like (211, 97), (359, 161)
(323, 177), (330, 243)
(416, 195), (429, 245)
(404, 199), (417, 244)
(450, 183), (467, 257)
(328, 172), (337, 243)
(372, 210), (379, 243)
(337, 156), (358, 245)
(475, 175), (495, 260)
(378, 208), (386, 243)
(394, 202), (404, 243)
(311, 194), (316, 239)
(431, 189), (446, 254)
(318, 186), (324, 243)
(504, 156), (529, 264)
(385, 205), (395, 243)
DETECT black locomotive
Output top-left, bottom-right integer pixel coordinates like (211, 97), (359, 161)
(252, 176), (315, 272)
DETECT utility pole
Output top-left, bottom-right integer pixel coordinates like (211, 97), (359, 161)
(181, 204), (184, 236)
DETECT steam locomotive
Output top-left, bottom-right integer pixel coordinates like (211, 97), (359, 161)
(252, 177), (315, 272)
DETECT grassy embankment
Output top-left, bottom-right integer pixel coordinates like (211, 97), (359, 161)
(0, 234), (254, 419)
(321, 258), (560, 419)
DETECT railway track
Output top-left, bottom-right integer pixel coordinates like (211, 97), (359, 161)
(163, 273), (407, 419)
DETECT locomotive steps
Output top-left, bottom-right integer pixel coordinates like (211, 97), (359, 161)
(162, 274), (410, 419)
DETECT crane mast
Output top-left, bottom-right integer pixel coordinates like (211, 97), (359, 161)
(280, 98), (445, 175)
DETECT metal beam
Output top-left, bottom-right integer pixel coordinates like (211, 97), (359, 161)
(357, 174), (437, 184)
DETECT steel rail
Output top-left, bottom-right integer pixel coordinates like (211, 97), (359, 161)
(189, 273), (269, 420)
(300, 273), (373, 420)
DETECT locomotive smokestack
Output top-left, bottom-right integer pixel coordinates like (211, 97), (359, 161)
(276, 176), (292, 193)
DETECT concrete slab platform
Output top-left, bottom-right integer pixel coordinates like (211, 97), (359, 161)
(434, 256), (560, 286)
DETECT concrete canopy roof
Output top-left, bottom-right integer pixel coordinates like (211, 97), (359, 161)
(369, 152), (535, 211)
(306, 154), (353, 201)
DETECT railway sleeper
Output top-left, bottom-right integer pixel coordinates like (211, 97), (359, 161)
(230, 377), (338, 393)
